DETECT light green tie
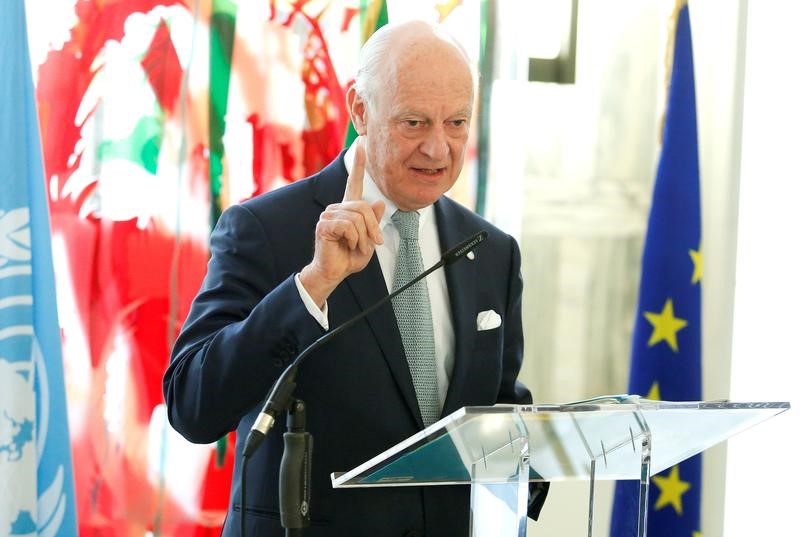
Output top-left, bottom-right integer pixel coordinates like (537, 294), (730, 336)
(391, 210), (439, 427)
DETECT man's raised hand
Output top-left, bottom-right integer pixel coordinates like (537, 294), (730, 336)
(299, 139), (386, 307)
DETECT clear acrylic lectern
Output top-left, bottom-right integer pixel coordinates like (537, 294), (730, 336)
(331, 398), (790, 537)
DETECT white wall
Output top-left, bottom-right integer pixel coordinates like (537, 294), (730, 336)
(517, 1), (757, 535)
(724, 1), (800, 535)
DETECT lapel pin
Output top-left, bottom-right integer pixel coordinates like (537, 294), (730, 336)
(466, 251), (475, 261)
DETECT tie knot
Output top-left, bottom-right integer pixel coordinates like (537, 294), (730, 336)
(392, 210), (420, 240)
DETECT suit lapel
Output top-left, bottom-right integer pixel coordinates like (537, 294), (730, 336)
(434, 198), (477, 416)
(312, 154), (424, 428)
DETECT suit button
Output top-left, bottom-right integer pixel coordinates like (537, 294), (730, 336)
(272, 358), (283, 368)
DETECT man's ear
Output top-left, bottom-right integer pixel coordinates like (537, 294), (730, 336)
(346, 85), (367, 135)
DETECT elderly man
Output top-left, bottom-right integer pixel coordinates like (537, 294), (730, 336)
(164, 20), (548, 536)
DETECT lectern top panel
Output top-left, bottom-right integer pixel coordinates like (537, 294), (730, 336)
(331, 400), (790, 488)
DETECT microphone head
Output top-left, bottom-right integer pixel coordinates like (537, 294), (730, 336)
(442, 230), (489, 266)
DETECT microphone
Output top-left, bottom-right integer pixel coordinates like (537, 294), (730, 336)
(242, 229), (489, 458)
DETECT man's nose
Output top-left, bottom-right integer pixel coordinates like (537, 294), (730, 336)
(418, 126), (449, 161)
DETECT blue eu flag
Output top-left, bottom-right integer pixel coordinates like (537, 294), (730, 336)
(609, 3), (702, 536)
(0, 1), (79, 535)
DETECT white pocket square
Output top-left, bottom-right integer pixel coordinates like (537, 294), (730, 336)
(476, 309), (502, 331)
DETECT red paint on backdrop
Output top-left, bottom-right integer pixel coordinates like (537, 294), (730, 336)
(35, 1), (221, 534)
(247, 113), (306, 195)
(141, 19), (184, 114)
(341, 7), (359, 33)
(245, 5), (349, 193)
(37, 0), (184, 191)
(296, 6), (349, 172)
(35, 0), (355, 534)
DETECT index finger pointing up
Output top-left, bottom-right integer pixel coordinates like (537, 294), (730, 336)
(343, 138), (366, 202)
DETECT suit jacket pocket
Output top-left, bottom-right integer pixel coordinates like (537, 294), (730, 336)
(474, 324), (502, 353)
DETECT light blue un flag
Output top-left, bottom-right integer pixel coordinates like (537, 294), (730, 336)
(0, 2), (79, 535)
(610, 3), (702, 537)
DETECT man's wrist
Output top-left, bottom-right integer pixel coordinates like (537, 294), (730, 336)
(298, 264), (340, 308)
(294, 274), (330, 330)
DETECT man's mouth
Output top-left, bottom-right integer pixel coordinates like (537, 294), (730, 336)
(410, 167), (446, 176)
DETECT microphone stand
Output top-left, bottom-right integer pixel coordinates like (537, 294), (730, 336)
(239, 230), (488, 536)
(280, 399), (312, 537)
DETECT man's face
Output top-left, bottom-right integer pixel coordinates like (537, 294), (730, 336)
(354, 46), (474, 211)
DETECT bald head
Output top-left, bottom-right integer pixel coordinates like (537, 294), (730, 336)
(352, 20), (475, 109)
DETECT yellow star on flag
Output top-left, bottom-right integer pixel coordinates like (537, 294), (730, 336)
(693, 532), (702, 537)
(644, 298), (688, 352)
(646, 382), (661, 400)
(652, 464), (691, 515)
(689, 247), (702, 284)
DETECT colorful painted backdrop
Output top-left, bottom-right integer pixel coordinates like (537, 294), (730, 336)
(27, 0), (476, 534)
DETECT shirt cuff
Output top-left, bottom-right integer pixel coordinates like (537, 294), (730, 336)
(294, 273), (329, 331)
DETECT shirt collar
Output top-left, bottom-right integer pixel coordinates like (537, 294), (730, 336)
(343, 143), (434, 231)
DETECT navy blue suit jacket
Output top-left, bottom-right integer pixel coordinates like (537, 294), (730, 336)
(163, 154), (547, 536)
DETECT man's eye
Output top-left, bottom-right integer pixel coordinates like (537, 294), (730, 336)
(450, 119), (467, 128)
(405, 120), (422, 128)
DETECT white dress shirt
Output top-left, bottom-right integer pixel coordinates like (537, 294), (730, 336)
(294, 145), (456, 410)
